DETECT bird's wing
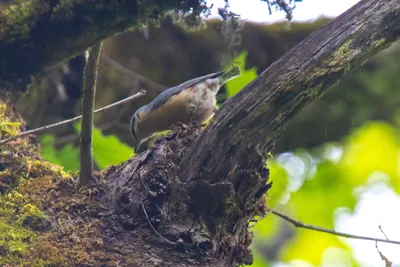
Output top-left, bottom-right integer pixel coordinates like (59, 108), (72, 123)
(176, 70), (226, 92)
(149, 70), (226, 110)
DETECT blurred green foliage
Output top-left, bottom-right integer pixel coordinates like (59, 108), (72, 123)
(74, 123), (133, 170)
(40, 135), (79, 172)
(251, 122), (399, 267)
(40, 123), (133, 172)
(38, 27), (400, 267)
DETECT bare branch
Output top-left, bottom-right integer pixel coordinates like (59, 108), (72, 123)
(271, 210), (400, 246)
(0, 91), (146, 145)
(79, 42), (103, 186)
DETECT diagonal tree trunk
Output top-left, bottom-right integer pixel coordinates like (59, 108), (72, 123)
(0, 0), (400, 266)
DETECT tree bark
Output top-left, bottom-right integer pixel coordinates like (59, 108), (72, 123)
(79, 43), (102, 186)
(1, 0), (400, 266)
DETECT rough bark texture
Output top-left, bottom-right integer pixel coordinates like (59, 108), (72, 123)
(1, 0), (400, 266)
(0, 0), (182, 93)
(99, 124), (268, 266)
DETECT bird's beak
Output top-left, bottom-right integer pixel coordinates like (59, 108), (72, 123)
(135, 142), (146, 154)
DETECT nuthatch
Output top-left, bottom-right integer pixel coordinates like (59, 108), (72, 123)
(130, 67), (241, 153)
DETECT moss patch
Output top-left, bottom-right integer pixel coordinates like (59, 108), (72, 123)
(0, 101), (110, 266)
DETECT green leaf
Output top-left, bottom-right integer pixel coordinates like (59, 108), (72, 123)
(74, 122), (133, 169)
(225, 51), (257, 98)
(340, 122), (400, 191)
(39, 134), (79, 172)
(39, 135), (61, 166)
(92, 127), (133, 169)
(57, 144), (79, 172)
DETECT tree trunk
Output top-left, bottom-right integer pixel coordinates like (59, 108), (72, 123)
(1, 0), (400, 266)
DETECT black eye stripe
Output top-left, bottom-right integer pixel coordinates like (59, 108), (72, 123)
(130, 115), (137, 140)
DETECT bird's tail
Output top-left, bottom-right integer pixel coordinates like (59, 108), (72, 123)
(218, 66), (241, 85)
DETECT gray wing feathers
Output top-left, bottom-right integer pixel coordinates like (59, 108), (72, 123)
(176, 70), (226, 92)
(147, 71), (226, 111)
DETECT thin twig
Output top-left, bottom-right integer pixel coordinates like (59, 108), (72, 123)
(271, 210), (400, 246)
(379, 225), (389, 240)
(101, 55), (165, 91)
(141, 203), (176, 245)
(79, 42), (103, 186)
(0, 90), (146, 145)
(376, 226), (393, 266)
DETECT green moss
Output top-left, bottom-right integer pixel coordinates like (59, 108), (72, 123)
(0, 191), (25, 217)
(0, 188), (38, 265)
(0, 0), (41, 42)
(0, 103), (21, 137)
(17, 203), (49, 230)
(373, 38), (386, 49)
(0, 221), (36, 265)
(325, 39), (354, 71)
(0, 102), (74, 265)
(28, 160), (69, 179)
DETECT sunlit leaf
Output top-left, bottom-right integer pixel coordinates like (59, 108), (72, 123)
(92, 127), (133, 169)
(225, 51), (257, 98)
(340, 122), (400, 191)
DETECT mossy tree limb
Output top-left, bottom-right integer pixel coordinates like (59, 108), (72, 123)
(0, 0), (183, 93)
(79, 42), (102, 186)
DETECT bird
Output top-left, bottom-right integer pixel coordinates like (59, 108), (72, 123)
(130, 66), (241, 153)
